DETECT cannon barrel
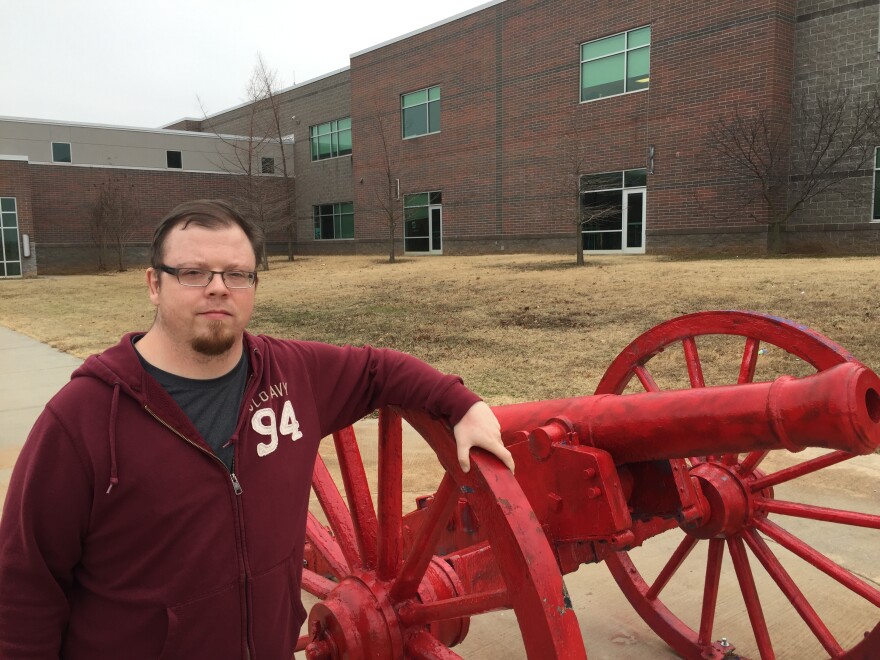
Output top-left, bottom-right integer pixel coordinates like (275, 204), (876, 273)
(493, 361), (880, 463)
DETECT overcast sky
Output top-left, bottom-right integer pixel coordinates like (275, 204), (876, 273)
(2, 0), (493, 129)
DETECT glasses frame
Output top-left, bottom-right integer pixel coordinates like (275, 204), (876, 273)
(156, 265), (258, 289)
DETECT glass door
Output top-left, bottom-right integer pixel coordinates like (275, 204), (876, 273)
(428, 205), (442, 254)
(623, 189), (645, 253)
(0, 198), (21, 278)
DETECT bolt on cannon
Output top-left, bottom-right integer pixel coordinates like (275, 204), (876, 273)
(299, 311), (880, 659)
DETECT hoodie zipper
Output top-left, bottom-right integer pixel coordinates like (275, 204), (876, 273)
(144, 405), (252, 657)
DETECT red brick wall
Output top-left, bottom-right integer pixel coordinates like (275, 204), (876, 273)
(28, 165), (243, 272)
(350, 0), (797, 252)
(0, 159), (37, 277)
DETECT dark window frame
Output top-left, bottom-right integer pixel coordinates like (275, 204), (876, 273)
(313, 202), (355, 240)
(309, 118), (352, 161)
(166, 150), (183, 169)
(51, 142), (72, 163)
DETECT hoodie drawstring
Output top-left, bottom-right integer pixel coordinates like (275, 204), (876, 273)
(106, 383), (121, 494)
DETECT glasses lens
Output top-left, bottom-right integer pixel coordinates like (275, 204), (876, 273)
(222, 271), (255, 288)
(177, 269), (211, 286)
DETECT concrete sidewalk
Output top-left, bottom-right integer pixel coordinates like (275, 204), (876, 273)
(0, 326), (82, 501)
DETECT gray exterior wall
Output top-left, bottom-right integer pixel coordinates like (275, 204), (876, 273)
(188, 70), (353, 255)
(0, 117), (287, 173)
(785, 0), (880, 252)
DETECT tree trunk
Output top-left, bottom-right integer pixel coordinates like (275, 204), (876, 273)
(576, 221), (585, 266)
(388, 224), (396, 263)
(767, 221), (784, 254)
(287, 224), (295, 262)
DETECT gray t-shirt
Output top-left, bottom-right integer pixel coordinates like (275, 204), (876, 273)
(136, 346), (248, 472)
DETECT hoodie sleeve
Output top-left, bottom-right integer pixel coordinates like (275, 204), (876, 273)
(291, 341), (482, 437)
(0, 405), (92, 657)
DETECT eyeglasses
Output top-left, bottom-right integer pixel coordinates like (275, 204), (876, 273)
(156, 265), (257, 289)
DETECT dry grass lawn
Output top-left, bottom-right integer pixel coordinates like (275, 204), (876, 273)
(0, 253), (878, 403)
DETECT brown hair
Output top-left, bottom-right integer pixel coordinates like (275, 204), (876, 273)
(150, 199), (265, 268)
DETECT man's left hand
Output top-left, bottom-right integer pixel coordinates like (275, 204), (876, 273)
(452, 401), (515, 473)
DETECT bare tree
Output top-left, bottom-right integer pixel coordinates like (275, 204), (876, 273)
(559, 122), (622, 266)
(251, 56), (298, 261)
(707, 88), (880, 253)
(87, 196), (110, 272)
(202, 55), (296, 269)
(368, 103), (402, 263)
(91, 174), (141, 272)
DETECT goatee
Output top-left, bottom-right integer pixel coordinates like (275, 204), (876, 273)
(191, 321), (236, 356)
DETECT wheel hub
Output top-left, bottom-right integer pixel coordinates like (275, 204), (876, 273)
(306, 558), (468, 659)
(686, 462), (752, 539)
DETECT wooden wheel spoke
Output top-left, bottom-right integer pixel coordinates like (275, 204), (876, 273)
(389, 474), (459, 602)
(333, 426), (378, 568)
(376, 409), (403, 581)
(738, 336), (761, 384)
(302, 567), (337, 599)
(754, 517), (880, 607)
(646, 534), (698, 601)
(738, 450), (769, 477)
(758, 499), (880, 529)
(398, 588), (511, 627)
(404, 630), (463, 659)
(698, 539), (725, 647)
(749, 450), (853, 492)
(634, 364), (660, 392)
(311, 456), (360, 570)
(682, 336), (705, 388)
(305, 512), (349, 578)
(742, 529), (845, 657)
(727, 535), (775, 659)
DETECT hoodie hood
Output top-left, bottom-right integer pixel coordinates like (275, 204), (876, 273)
(71, 332), (264, 493)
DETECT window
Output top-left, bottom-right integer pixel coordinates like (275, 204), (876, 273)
(313, 203), (354, 240)
(873, 147), (879, 221)
(310, 118), (352, 161)
(261, 157), (275, 174)
(51, 142), (71, 163)
(580, 169), (646, 252)
(1, 197), (22, 278)
(166, 150), (182, 169)
(401, 86), (440, 139)
(581, 26), (650, 102)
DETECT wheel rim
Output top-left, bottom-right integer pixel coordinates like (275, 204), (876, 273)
(301, 408), (587, 659)
(595, 311), (880, 659)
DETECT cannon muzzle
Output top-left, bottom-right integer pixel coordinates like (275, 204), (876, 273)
(494, 361), (880, 463)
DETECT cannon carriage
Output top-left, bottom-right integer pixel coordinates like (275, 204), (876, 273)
(298, 311), (880, 659)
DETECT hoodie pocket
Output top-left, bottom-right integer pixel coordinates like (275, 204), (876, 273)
(158, 581), (242, 660)
(251, 556), (306, 657)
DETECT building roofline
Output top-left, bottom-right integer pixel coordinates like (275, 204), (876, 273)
(351, 0), (505, 59)
(0, 114), (290, 142)
(173, 65), (352, 128)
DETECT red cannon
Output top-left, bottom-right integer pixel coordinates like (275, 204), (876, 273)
(299, 311), (880, 659)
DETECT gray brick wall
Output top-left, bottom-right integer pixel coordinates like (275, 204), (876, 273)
(789, 0), (880, 228)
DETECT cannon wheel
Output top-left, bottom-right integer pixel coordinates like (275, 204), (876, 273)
(595, 310), (880, 660)
(300, 408), (586, 659)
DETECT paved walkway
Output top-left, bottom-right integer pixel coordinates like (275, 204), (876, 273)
(0, 326), (82, 501)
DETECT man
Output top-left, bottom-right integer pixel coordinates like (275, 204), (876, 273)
(0, 199), (514, 659)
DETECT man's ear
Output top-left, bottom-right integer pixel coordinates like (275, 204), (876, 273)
(146, 267), (161, 304)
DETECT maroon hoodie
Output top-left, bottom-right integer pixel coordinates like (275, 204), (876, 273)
(0, 332), (480, 659)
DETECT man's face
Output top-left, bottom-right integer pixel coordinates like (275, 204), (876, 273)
(146, 223), (257, 357)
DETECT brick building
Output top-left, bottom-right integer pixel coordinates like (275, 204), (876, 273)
(1, 0), (878, 276)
